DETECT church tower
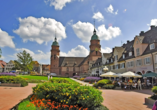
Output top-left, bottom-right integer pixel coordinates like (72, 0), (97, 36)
(50, 36), (60, 74)
(89, 28), (101, 53)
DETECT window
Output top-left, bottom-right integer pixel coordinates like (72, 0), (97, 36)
(136, 60), (142, 66)
(115, 55), (118, 61)
(123, 54), (125, 59)
(145, 57), (151, 65)
(136, 41), (138, 44)
(111, 58), (113, 62)
(107, 60), (109, 63)
(129, 52), (132, 56)
(120, 63), (124, 68)
(136, 48), (140, 56)
(73, 67), (75, 71)
(67, 67), (69, 71)
(150, 43), (155, 50)
(127, 61), (134, 68)
(116, 65), (119, 69)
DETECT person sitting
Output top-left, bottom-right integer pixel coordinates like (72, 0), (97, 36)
(132, 83), (137, 89)
(118, 81), (121, 87)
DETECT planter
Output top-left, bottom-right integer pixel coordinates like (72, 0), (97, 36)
(115, 87), (121, 90)
(145, 97), (156, 106)
(0, 83), (21, 87)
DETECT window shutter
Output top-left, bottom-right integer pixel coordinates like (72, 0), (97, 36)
(124, 63), (125, 68)
(136, 60), (138, 66)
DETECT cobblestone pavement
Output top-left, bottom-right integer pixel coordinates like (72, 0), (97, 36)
(71, 78), (153, 110)
(0, 83), (37, 110)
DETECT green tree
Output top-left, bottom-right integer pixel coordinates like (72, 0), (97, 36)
(15, 50), (34, 72)
(0, 48), (2, 58)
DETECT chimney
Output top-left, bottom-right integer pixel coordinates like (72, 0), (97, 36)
(139, 31), (144, 36)
(150, 25), (155, 30)
(127, 40), (130, 43)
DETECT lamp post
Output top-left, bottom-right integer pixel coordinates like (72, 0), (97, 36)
(103, 66), (108, 73)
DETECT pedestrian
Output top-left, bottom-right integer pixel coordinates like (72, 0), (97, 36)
(152, 100), (157, 110)
(50, 75), (52, 79)
(95, 80), (97, 84)
(48, 75), (50, 81)
(137, 79), (142, 90)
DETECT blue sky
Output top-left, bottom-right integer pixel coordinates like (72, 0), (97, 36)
(0, 0), (157, 64)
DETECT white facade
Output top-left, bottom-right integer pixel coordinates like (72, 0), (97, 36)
(4, 60), (15, 72)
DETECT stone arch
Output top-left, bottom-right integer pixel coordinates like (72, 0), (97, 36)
(137, 71), (142, 75)
(146, 71), (152, 73)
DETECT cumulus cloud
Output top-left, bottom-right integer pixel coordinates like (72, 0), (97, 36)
(101, 47), (112, 53)
(72, 21), (121, 42)
(60, 45), (89, 57)
(150, 19), (157, 26)
(0, 29), (15, 48)
(105, 4), (118, 15)
(92, 12), (104, 22)
(44, 0), (72, 10)
(14, 16), (67, 44)
(0, 56), (5, 59)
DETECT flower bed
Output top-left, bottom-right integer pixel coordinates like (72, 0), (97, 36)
(0, 72), (16, 76)
(93, 79), (112, 88)
(84, 77), (101, 82)
(0, 76), (28, 87)
(73, 75), (80, 79)
(50, 78), (80, 85)
(32, 82), (104, 109)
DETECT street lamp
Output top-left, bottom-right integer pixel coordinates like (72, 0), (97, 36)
(103, 66), (108, 73)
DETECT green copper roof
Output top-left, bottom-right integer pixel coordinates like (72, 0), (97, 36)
(52, 37), (59, 46)
(91, 29), (99, 40)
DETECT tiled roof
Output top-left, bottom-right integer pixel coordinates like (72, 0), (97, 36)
(0, 60), (6, 68)
(59, 57), (85, 67)
(118, 40), (135, 62)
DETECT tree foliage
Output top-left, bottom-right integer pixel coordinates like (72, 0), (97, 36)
(15, 50), (34, 72)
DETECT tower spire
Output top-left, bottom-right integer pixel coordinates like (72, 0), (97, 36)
(93, 19), (96, 34)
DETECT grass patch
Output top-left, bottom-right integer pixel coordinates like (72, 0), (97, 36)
(18, 99), (36, 110)
(17, 75), (51, 80)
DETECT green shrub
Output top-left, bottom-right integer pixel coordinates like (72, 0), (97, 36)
(0, 76), (28, 87)
(80, 78), (85, 81)
(18, 99), (36, 110)
(49, 78), (79, 85)
(93, 83), (98, 88)
(103, 84), (115, 89)
(152, 86), (157, 94)
(33, 82), (103, 108)
(97, 79), (112, 87)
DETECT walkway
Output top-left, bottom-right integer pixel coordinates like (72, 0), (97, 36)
(0, 83), (37, 110)
(71, 78), (153, 110)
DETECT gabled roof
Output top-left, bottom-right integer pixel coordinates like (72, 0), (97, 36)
(137, 36), (145, 43)
(114, 47), (124, 52)
(103, 53), (112, 58)
(59, 57), (85, 67)
(0, 60), (6, 68)
(118, 40), (135, 62)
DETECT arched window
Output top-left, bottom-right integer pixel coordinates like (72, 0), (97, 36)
(54, 54), (56, 59)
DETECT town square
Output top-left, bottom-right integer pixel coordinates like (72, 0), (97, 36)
(0, 0), (157, 110)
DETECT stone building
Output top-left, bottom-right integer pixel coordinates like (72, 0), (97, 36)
(50, 29), (102, 77)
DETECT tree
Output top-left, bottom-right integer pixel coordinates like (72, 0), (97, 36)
(15, 50), (34, 72)
(0, 48), (2, 58)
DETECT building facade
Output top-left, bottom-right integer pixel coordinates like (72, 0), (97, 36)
(50, 28), (102, 77)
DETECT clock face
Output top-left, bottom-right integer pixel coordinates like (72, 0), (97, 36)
(95, 48), (98, 51)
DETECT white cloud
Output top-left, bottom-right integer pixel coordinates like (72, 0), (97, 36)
(92, 12), (104, 22)
(60, 45), (89, 57)
(44, 0), (84, 10)
(0, 29), (15, 48)
(150, 19), (157, 26)
(72, 21), (121, 42)
(101, 47), (112, 53)
(44, 0), (72, 10)
(67, 20), (73, 26)
(98, 24), (121, 40)
(14, 16), (67, 44)
(105, 4), (118, 15)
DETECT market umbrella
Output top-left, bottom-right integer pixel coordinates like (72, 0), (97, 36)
(100, 71), (119, 78)
(119, 71), (142, 78)
(142, 72), (157, 87)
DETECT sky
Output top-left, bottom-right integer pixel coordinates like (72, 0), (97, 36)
(0, 0), (157, 64)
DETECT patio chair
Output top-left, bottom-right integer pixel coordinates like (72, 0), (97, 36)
(132, 83), (137, 89)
